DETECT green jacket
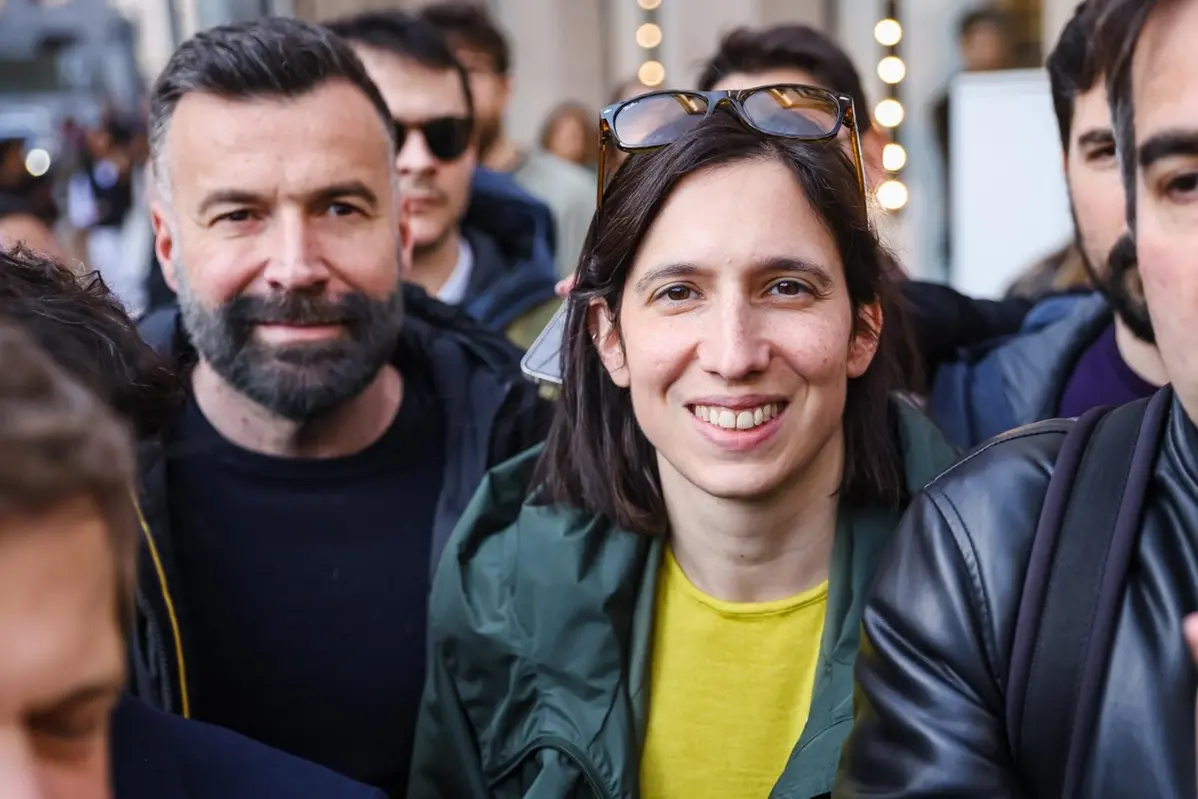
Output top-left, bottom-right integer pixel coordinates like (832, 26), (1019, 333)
(409, 402), (957, 799)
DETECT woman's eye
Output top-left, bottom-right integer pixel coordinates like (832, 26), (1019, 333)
(661, 285), (694, 302)
(770, 279), (809, 297)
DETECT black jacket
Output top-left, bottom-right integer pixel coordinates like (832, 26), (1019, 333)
(835, 391), (1198, 798)
(128, 285), (553, 717)
(112, 695), (386, 798)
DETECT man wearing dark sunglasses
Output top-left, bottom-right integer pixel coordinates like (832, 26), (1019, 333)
(327, 10), (559, 352)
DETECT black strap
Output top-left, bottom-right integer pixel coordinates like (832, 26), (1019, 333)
(1007, 388), (1170, 797)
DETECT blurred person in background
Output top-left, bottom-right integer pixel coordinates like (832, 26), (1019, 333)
(422, 1), (594, 278)
(929, 0), (1164, 450)
(837, 0), (1198, 792)
(409, 104), (957, 798)
(539, 101), (598, 172)
(135, 19), (549, 796)
(67, 116), (144, 315)
(0, 244), (387, 798)
(327, 10), (559, 351)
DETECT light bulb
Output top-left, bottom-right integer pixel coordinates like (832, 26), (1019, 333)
(636, 22), (662, 49)
(638, 60), (665, 87)
(24, 148), (51, 177)
(874, 99), (905, 129)
(637, 0), (661, 9)
(874, 19), (903, 47)
(877, 56), (906, 85)
(876, 179), (909, 211)
(882, 142), (907, 172)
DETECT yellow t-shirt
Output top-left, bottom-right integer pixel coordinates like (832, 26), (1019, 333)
(639, 548), (829, 799)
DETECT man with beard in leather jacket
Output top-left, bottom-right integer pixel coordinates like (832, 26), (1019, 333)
(835, 0), (1198, 796)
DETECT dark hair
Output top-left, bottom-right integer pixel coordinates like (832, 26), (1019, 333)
(698, 25), (873, 133)
(960, 6), (1011, 38)
(420, 2), (511, 75)
(0, 245), (182, 439)
(325, 10), (474, 119)
(0, 317), (137, 627)
(149, 17), (395, 177)
(534, 113), (912, 535)
(1046, 1), (1102, 150)
(1095, 0), (1160, 230)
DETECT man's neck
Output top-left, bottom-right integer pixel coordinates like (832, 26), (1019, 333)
(410, 233), (462, 299)
(661, 430), (844, 603)
(191, 360), (403, 459)
(482, 136), (525, 173)
(1114, 316), (1167, 387)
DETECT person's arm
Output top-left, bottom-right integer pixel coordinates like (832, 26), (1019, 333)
(900, 280), (1033, 373)
(835, 484), (1021, 796)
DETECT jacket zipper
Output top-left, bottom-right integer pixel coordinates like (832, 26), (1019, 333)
(134, 497), (191, 718)
(501, 736), (613, 799)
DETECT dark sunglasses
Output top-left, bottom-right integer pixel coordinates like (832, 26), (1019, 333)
(393, 116), (473, 162)
(596, 84), (866, 208)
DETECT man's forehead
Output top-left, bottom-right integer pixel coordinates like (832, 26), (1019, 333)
(1133, 0), (1198, 129)
(712, 68), (826, 93)
(164, 86), (393, 199)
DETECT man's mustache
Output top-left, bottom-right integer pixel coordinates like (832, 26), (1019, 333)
(223, 292), (373, 327)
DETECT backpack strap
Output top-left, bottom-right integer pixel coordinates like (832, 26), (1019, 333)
(1006, 387), (1171, 797)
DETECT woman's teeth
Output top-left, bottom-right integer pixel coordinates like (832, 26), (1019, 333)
(691, 403), (781, 431)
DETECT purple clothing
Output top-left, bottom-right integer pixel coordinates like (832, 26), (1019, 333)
(1057, 322), (1157, 418)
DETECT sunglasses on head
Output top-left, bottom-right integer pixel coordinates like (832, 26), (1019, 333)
(596, 83), (866, 208)
(393, 116), (473, 162)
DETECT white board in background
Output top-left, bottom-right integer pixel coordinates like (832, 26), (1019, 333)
(950, 68), (1074, 299)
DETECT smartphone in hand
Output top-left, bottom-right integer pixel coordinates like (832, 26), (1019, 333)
(520, 303), (567, 386)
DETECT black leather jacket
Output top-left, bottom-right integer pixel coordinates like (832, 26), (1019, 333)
(835, 394), (1198, 798)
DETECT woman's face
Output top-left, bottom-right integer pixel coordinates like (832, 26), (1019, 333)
(547, 114), (589, 165)
(594, 158), (879, 501)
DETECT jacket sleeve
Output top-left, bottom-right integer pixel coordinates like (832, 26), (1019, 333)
(900, 280), (1032, 373)
(407, 648), (493, 799)
(834, 485), (1022, 797)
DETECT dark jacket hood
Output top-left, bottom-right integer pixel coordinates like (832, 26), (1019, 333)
(460, 168), (561, 332)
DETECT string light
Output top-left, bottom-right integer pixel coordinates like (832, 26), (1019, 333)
(636, 22), (662, 48)
(874, 99), (905, 128)
(637, 0), (664, 89)
(877, 56), (906, 85)
(874, 19), (903, 47)
(882, 143), (907, 172)
(638, 60), (665, 87)
(874, 1), (907, 214)
(877, 179), (909, 211)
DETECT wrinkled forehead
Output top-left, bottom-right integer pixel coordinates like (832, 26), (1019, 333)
(162, 84), (394, 202)
(1132, 0), (1198, 146)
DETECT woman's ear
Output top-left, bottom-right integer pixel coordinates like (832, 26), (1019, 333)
(848, 300), (883, 378)
(589, 299), (630, 388)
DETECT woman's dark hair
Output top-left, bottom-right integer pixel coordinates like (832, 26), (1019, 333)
(534, 112), (913, 536)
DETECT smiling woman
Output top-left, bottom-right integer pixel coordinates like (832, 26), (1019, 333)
(409, 109), (958, 799)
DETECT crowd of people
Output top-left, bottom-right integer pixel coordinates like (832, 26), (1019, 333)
(0, 0), (1196, 797)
